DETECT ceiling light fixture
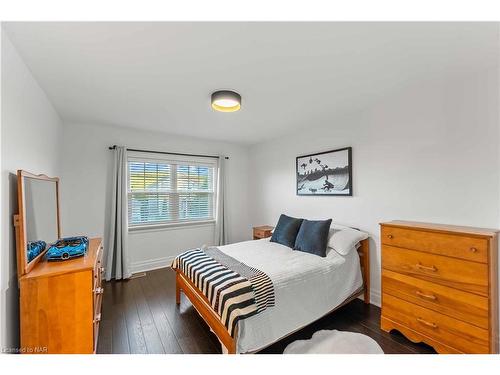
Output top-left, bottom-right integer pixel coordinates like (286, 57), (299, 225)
(211, 90), (241, 112)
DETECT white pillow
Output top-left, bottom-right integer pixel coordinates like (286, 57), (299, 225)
(328, 228), (368, 256)
(329, 223), (352, 231)
(326, 224), (351, 243)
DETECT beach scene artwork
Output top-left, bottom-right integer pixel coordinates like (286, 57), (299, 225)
(296, 147), (352, 196)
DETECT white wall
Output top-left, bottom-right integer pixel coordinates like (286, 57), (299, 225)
(59, 122), (252, 272)
(249, 69), (499, 306)
(1, 31), (63, 349)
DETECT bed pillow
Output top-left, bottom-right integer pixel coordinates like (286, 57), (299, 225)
(293, 218), (332, 257)
(270, 214), (303, 248)
(328, 228), (368, 255)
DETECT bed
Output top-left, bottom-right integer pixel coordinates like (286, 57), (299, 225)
(175, 233), (370, 354)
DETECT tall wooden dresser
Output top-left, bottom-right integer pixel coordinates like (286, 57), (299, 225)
(380, 221), (499, 354)
(19, 238), (104, 353)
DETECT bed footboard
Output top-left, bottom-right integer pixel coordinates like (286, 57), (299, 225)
(175, 270), (237, 354)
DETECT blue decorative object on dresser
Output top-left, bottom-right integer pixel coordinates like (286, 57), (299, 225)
(46, 236), (89, 261)
(27, 240), (47, 262)
(294, 218), (332, 257)
(270, 214), (303, 248)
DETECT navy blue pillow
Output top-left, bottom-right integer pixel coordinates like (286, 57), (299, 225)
(294, 219), (333, 257)
(270, 214), (303, 248)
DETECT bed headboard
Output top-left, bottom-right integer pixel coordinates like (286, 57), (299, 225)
(357, 239), (370, 304)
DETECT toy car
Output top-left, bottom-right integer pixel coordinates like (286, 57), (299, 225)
(46, 236), (89, 261)
(27, 240), (46, 262)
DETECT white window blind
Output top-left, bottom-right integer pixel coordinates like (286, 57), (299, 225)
(128, 155), (216, 228)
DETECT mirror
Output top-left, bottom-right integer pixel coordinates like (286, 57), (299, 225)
(15, 170), (60, 277)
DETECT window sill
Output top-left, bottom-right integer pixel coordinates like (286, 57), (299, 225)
(128, 220), (216, 233)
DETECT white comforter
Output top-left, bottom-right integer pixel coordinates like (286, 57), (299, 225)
(218, 238), (363, 353)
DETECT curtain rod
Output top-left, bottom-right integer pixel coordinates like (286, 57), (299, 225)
(108, 145), (229, 160)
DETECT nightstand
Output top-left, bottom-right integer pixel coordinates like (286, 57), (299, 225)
(253, 225), (274, 240)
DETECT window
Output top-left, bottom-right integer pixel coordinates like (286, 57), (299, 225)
(127, 154), (217, 228)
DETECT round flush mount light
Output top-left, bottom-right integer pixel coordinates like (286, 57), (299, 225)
(211, 90), (241, 112)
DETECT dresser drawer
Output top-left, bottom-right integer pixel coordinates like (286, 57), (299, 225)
(254, 229), (267, 238)
(382, 269), (489, 329)
(382, 245), (488, 296)
(93, 282), (104, 314)
(93, 264), (102, 291)
(93, 244), (104, 290)
(94, 292), (102, 321)
(382, 293), (489, 353)
(381, 226), (488, 263)
(94, 243), (103, 272)
(93, 302), (102, 353)
(93, 320), (100, 353)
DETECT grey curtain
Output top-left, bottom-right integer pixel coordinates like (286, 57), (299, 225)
(214, 156), (228, 246)
(105, 146), (131, 281)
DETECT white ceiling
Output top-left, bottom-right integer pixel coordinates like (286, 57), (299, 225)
(3, 22), (498, 144)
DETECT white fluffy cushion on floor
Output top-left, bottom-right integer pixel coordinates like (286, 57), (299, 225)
(283, 330), (384, 354)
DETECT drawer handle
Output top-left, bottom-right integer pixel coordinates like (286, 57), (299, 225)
(416, 290), (437, 301)
(470, 247), (478, 253)
(94, 287), (104, 295)
(415, 263), (437, 272)
(93, 313), (101, 323)
(387, 234), (393, 239)
(416, 317), (437, 329)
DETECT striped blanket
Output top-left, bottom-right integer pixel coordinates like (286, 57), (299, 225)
(171, 247), (275, 336)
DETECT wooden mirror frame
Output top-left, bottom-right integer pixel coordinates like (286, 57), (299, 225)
(13, 170), (61, 279)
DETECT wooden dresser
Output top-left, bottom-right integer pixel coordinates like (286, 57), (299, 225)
(19, 238), (104, 354)
(380, 221), (499, 354)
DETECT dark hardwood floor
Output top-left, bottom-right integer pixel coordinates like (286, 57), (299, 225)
(97, 268), (436, 354)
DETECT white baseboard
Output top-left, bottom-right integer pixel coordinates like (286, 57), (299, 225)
(370, 288), (381, 307)
(130, 256), (175, 274)
(357, 288), (381, 307)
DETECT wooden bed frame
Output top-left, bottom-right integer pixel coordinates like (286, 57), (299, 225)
(175, 238), (370, 354)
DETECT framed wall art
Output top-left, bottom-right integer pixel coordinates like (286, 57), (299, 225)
(296, 147), (352, 196)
